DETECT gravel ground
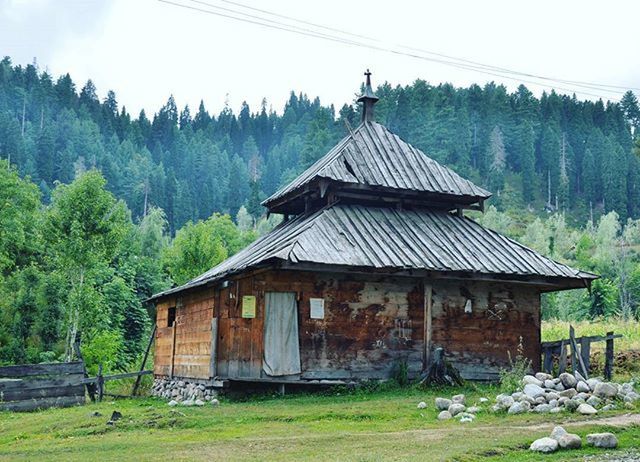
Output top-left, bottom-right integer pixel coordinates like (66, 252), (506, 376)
(583, 450), (640, 461)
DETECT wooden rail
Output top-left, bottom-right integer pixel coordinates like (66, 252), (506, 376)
(541, 327), (621, 380)
(0, 361), (86, 412)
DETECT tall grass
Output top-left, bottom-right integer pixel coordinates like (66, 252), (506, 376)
(542, 318), (640, 351)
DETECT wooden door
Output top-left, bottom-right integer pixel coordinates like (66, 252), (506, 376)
(263, 292), (301, 377)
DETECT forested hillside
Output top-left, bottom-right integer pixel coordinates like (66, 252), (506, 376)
(2, 57), (640, 231)
(2, 56), (640, 370)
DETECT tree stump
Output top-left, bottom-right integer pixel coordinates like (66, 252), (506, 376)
(420, 347), (464, 386)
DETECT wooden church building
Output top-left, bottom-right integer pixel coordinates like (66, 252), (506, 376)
(149, 72), (596, 386)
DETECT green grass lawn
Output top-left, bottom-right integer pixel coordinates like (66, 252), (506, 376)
(1, 384), (638, 461)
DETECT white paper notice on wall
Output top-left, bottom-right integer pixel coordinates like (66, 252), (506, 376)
(309, 298), (325, 319)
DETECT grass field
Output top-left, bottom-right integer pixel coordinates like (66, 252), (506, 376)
(542, 318), (640, 351)
(1, 384), (639, 462)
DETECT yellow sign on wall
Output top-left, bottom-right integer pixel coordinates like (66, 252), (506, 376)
(242, 295), (256, 318)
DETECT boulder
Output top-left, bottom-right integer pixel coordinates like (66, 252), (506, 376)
(479, 397), (489, 403)
(496, 395), (515, 409)
(554, 382), (565, 391)
(550, 426), (567, 441)
(559, 388), (577, 399)
(530, 437), (558, 453)
(624, 391), (640, 403)
(586, 396), (602, 407)
(593, 382), (618, 399)
(558, 433), (582, 449)
(211, 398), (220, 406)
(559, 372), (577, 389)
(577, 403), (598, 415)
(459, 416), (473, 423)
(558, 396), (568, 405)
(467, 406), (481, 414)
(507, 402), (529, 414)
(576, 392), (590, 401)
(576, 381), (590, 393)
(451, 394), (465, 404)
(195, 399), (205, 406)
(601, 404), (617, 411)
(564, 399), (579, 412)
(448, 403), (466, 416)
(437, 410), (452, 420)
(535, 372), (553, 381)
(523, 375), (544, 387)
(511, 392), (524, 401)
(524, 383), (545, 399)
(417, 401), (427, 409)
(549, 407), (563, 413)
(620, 382), (635, 395)
(548, 399), (558, 408)
(520, 395), (536, 405)
(435, 397), (452, 411)
(534, 404), (552, 413)
(545, 392), (560, 401)
(586, 378), (601, 390)
(544, 379), (556, 389)
(168, 400), (178, 407)
(534, 396), (547, 405)
(586, 432), (618, 448)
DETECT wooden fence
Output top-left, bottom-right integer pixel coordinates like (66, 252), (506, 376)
(541, 326), (621, 380)
(0, 361), (86, 412)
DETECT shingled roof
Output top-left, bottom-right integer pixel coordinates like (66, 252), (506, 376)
(150, 204), (597, 300)
(263, 121), (491, 212)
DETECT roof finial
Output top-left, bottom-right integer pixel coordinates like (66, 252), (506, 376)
(357, 69), (379, 123)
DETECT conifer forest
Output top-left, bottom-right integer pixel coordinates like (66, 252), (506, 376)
(1, 56), (640, 370)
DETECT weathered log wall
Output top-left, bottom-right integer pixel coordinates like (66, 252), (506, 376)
(0, 361), (86, 411)
(154, 270), (541, 382)
(431, 279), (541, 380)
(154, 289), (214, 380)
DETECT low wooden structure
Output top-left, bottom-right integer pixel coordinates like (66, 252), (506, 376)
(149, 72), (597, 388)
(541, 327), (621, 380)
(0, 362), (86, 412)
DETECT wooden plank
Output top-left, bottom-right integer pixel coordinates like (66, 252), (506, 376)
(170, 321), (177, 378)
(0, 362), (85, 378)
(558, 340), (567, 374)
(0, 395), (85, 412)
(543, 346), (553, 373)
(210, 317), (218, 378)
(0, 374), (84, 392)
(541, 334), (622, 348)
(0, 384), (85, 402)
(569, 327), (589, 379)
(133, 324), (156, 396)
(423, 282), (432, 370)
(82, 370), (152, 384)
(580, 337), (591, 376)
(604, 330), (614, 380)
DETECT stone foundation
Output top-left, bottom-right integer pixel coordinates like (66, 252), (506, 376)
(151, 378), (219, 402)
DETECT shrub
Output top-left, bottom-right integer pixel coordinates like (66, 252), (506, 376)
(499, 336), (531, 393)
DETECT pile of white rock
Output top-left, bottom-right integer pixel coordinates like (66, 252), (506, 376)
(151, 378), (219, 406)
(530, 425), (618, 453)
(492, 372), (638, 415)
(422, 394), (489, 423)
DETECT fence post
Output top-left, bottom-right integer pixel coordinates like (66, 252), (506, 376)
(580, 337), (591, 376)
(132, 324), (156, 396)
(558, 340), (567, 374)
(97, 364), (104, 402)
(604, 331), (614, 380)
(73, 332), (96, 402)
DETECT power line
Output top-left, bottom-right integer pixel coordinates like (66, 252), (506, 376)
(211, 0), (638, 93)
(158, 0), (626, 100)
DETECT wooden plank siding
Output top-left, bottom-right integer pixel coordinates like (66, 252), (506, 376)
(154, 290), (215, 380)
(154, 269), (542, 382)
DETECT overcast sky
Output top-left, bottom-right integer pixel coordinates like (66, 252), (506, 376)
(2, 0), (638, 116)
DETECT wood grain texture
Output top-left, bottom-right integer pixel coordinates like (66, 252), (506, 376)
(155, 269), (543, 382)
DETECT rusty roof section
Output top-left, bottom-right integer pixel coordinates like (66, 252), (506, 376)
(262, 121), (491, 212)
(150, 204), (597, 300)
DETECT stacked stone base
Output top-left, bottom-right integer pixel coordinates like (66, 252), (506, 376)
(151, 378), (219, 402)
